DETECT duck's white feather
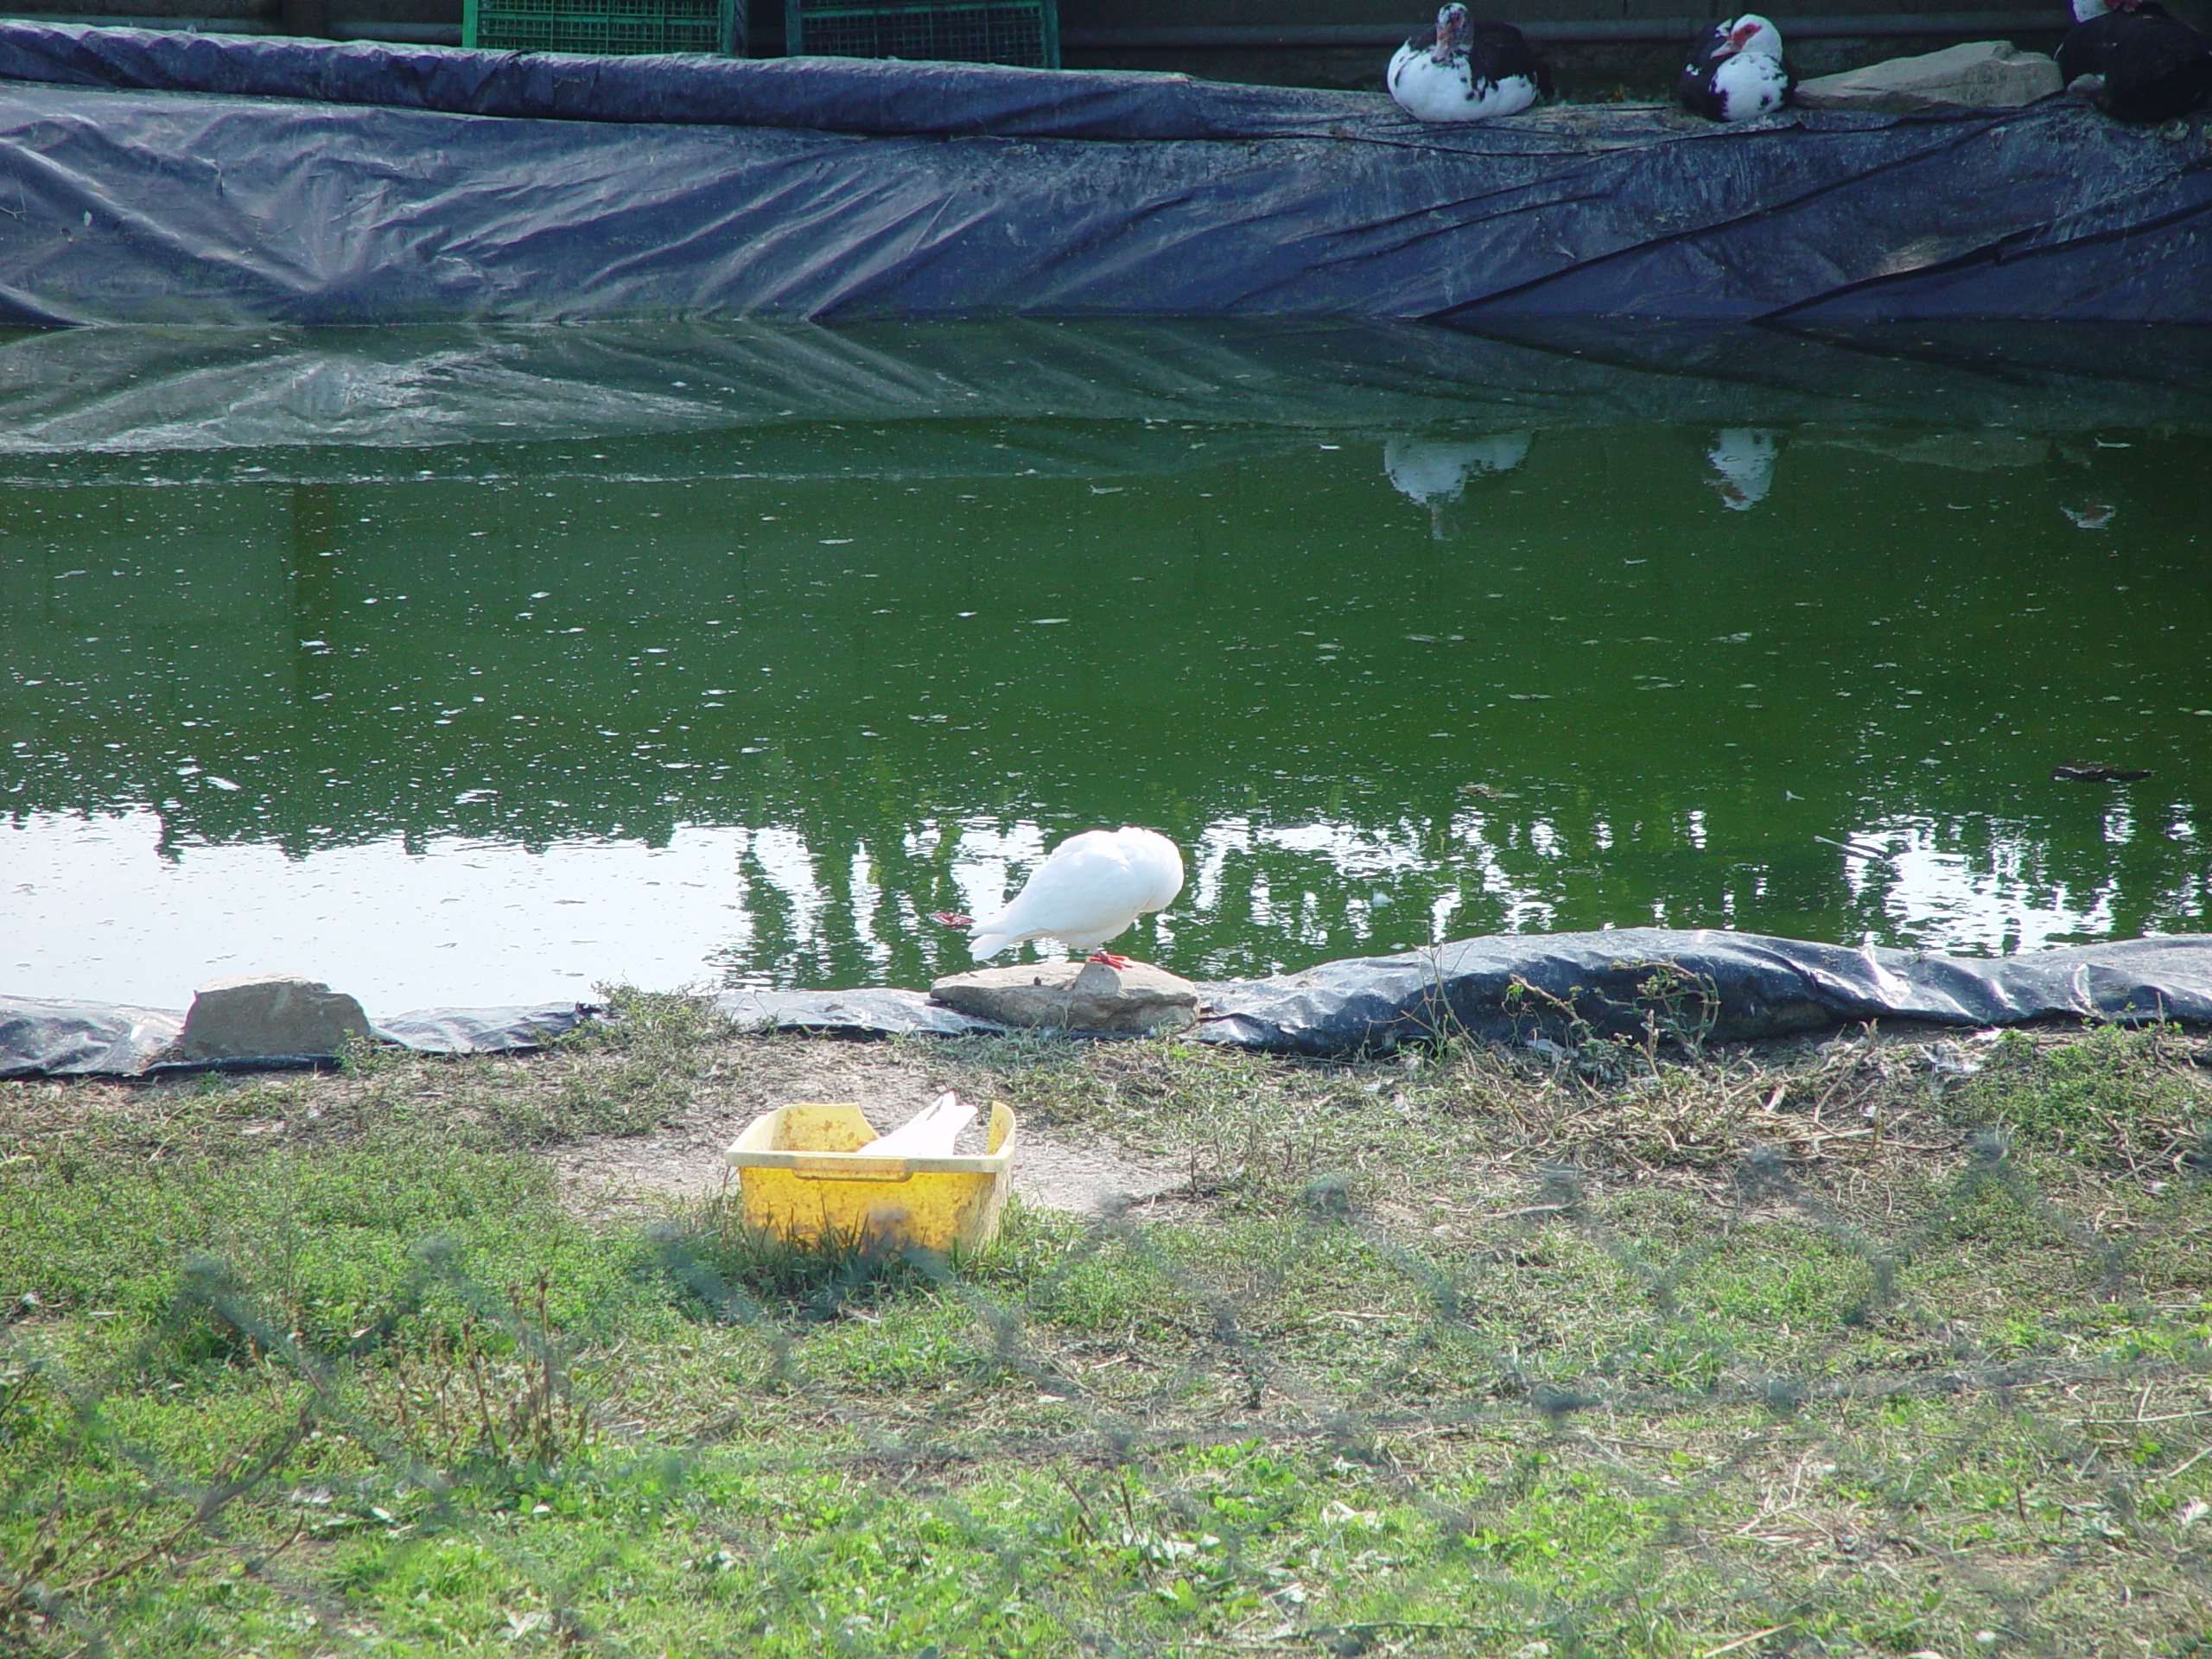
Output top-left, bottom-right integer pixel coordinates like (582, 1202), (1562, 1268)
(966, 826), (1185, 959)
(1386, 46), (1541, 121)
(1712, 50), (1790, 118)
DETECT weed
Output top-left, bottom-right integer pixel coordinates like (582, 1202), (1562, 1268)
(1947, 1023), (2210, 1168)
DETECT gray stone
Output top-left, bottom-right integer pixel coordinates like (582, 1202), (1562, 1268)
(176, 972), (372, 1059)
(930, 960), (1200, 1034)
(1795, 41), (2062, 113)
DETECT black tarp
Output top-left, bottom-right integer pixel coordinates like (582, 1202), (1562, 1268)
(7, 932), (2209, 1074)
(0, 22), (2206, 326)
(0, 995), (591, 1076)
(1193, 930), (2212, 1055)
(707, 932), (2212, 1052)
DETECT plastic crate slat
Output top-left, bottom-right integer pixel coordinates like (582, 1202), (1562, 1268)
(789, 0), (1056, 67)
(465, 0), (741, 54)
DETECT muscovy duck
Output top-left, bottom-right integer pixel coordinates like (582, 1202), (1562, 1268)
(1676, 15), (1795, 120)
(2058, 0), (2212, 122)
(1388, 3), (1551, 122)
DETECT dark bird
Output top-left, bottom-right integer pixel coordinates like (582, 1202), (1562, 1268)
(2058, 0), (2212, 122)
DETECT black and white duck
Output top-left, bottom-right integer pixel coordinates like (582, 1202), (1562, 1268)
(1388, 3), (1551, 122)
(1675, 15), (1795, 121)
(2058, 0), (2212, 123)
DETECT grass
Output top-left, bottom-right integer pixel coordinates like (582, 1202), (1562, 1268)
(3, 1000), (2211, 1656)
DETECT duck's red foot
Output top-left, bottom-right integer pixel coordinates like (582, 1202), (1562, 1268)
(931, 911), (975, 930)
(1086, 950), (1138, 969)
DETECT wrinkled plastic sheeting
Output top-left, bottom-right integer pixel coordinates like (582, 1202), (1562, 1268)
(1196, 931), (2212, 1057)
(6, 321), (2212, 479)
(0, 21), (1369, 140)
(0, 994), (594, 1075)
(0, 23), (2206, 325)
(0, 996), (184, 1077)
(715, 988), (1004, 1038)
(371, 1005), (594, 1054)
(8, 932), (2212, 1072)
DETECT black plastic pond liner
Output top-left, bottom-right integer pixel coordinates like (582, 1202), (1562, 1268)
(11, 932), (2205, 1076)
(0, 22), (1365, 140)
(0, 21), (2206, 325)
(715, 988), (1004, 1037)
(1192, 930), (2212, 1056)
(721, 932), (2212, 1052)
(0, 996), (593, 1077)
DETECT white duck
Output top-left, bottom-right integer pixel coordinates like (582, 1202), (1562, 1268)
(932, 825), (1185, 967)
(857, 1090), (976, 1158)
(1388, 3), (1551, 122)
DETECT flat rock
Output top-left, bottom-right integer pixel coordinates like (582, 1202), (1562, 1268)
(930, 960), (1199, 1034)
(177, 972), (372, 1060)
(1796, 41), (2061, 112)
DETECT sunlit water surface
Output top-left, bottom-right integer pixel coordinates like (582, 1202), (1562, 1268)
(3, 320), (2209, 1012)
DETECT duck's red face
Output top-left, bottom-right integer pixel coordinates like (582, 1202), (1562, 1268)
(1715, 15), (1781, 56)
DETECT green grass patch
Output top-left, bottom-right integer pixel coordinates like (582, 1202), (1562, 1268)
(4, 1013), (2211, 1656)
(1947, 1023), (2212, 1166)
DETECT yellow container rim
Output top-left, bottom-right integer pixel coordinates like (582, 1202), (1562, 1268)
(727, 1101), (1017, 1184)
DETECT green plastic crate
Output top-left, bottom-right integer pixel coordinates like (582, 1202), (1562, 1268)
(464, 0), (744, 56)
(787, 0), (1057, 67)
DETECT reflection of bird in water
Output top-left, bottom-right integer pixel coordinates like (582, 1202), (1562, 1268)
(1705, 429), (1780, 510)
(857, 1090), (976, 1157)
(931, 826), (1184, 967)
(1385, 432), (1534, 537)
(2063, 499), (2116, 530)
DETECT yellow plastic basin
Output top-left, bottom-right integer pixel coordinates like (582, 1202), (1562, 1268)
(724, 1101), (1017, 1255)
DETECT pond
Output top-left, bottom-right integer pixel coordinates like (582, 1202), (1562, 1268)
(3, 320), (2209, 1013)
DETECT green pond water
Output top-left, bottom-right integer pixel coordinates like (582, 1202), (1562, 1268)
(3, 320), (2209, 1011)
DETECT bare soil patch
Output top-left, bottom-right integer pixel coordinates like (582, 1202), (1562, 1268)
(547, 1034), (1185, 1220)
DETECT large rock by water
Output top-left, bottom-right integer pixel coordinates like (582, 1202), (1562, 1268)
(930, 961), (1199, 1034)
(1795, 41), (2063, 113)
(176, 972), (372, 1059)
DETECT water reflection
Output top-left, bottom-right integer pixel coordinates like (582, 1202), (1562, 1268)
(3, 319), (2209, 1007)
(1383, 431), (1534, 537)
(1705, 429), (1780, 511)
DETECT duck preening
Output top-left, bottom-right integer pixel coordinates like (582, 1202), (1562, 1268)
(1388, 3), (1552, 122)
(1676, 15), (1795, 120)
(931, 825), (1185, 967)
(2058, 0), (2212, 123)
